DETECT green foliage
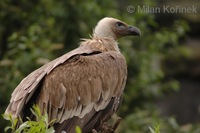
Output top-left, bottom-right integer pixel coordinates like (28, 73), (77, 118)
(3, 114), (18, 133)
(3, 105), (85, 133)
(118, 109), (181, 133)
(75, 126), (82, 133)
(149, 124), (160, 133)
(0, 0), (199, 132)
(3, 105), (55, 133)
(118, 0), (189, 116)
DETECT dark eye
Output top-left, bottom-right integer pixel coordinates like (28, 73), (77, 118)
(116, 22), (124, 27)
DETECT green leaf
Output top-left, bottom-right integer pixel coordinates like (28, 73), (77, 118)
(75, 126), (82, 133)
(46, 127), (55, 133)
(149, 124), (160, 133)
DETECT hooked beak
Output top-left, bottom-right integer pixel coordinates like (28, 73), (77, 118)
(127, 26), (141, 36)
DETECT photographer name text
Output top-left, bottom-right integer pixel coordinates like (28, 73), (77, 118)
(127, 5), (198, 14)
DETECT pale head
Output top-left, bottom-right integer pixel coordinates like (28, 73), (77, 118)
(93, 17), (141, 40)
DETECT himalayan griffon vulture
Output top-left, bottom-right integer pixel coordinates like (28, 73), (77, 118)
(5, 17), (141, 132)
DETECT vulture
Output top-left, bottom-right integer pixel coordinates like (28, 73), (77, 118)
(5, 17), (141, 133)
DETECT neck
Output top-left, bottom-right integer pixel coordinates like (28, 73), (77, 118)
(93, 29), (117, 40)
(80, 35), (120, 52)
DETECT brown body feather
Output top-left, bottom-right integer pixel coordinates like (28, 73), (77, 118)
(5, 37), (127, 132)
(5, 17), (141, 132)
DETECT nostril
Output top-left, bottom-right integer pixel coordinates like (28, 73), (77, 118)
(128, 26), (133, 31)
(129, 26), (133, 30)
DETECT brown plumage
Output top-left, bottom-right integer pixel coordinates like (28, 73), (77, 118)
(5, 17), (141, 132)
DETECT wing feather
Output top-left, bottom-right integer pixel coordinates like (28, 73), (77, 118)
(5, 45), (127, 128)
(36, 51), (127, 123)
(5, 45), (101, 118)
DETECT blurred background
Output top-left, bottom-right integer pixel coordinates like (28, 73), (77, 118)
(0, 0), (200, 132)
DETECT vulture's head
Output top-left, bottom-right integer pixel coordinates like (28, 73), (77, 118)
(94, 17), (141, 40)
